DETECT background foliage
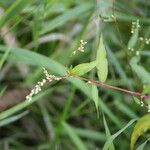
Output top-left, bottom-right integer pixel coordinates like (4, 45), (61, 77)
(0, 0), (150, 149)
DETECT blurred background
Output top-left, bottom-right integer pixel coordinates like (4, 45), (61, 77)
(0, 0), (150, 149)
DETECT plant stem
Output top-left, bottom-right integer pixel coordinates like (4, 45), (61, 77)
(63, 74), (150, 100)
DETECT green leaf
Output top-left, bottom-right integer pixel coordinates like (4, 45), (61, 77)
(0, 86), (7, 96)
(143, 84), (150, 94)
(96, 36), (108, 82)
(133, 96), (141, 105)
(70, 61), (96, 76)
(0, 111), (28, 127)
(131, 114), (150, 150)
(115, 100), (138, 119)
(61, 121), (87, 150)
(103, 119), (137, 150)
(0, 45), (122, 128)
(128, 28), (139, 49)
(0, 46), (10, 70)
(0, 0), (34, 29)
(103, 114), (115, 150)
(73, 128), (106, 142)
(136, 138), (150, 150)
(106, 47), (131, 88)
(130, 57), (150, 84)
(91, 84), (99, 115)
(40, 3), (93, 35)
(0, 89), (53, 120)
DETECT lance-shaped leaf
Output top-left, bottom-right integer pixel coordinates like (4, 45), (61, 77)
(103, 119), (136, 150)
(70, 61), (96, 76)
(128, 28), (139, 50)
(130, 57), (150, 84)
(96, 36), (108, 82)
(136, 138), (150, 150)
(103, 114), (115, 150)
(131, 114), (150, 150)
(91, 84), (99, 115)
(0, 0), (34, 29)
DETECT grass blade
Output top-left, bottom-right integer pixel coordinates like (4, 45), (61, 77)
(0, 47), (10, 70)
(0, 45), (123, 128)
(103, 114), (115, 150)
(62, 121), (87, 150)
(0, 0), (34, 29)
(40, 3), (93, 35)
(136, 138), (150, 150)
(0, 110), (28, 127)
(102, 119), (137, 150)
(0, 88), (53, 120)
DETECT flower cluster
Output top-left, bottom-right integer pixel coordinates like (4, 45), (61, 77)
(26, 78), (46, 101)
(131, 19), (140, 34)
(26, 68), (62, 101)
(139, 96), (150, 113)
(147, 105), (150, 113)
(139, 37), (150, 45)
(72, 40), (87, 55)
(43, 68), (62, 82)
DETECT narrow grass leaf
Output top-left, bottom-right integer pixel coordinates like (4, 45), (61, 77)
(103, 114), (115, 150)
(0, 88), (53, 120)
(91, 84), (99, 115)
(0, 0), (34, 29)
(38, 102), (55, 140)
(0, 47), (10, 70)
(115, 100), (138, 119)
(96, 36), (108, 82)
(62, 86), (76, 120)
(133, 96), (141, 105)
(115, 12), (150, 24)
(73, 128), (106, 142)
(0, 45), (122, 128)
(136, 138), (150, 150)
(130, 57), (150, 84)
(131, 114), (150, 150)
(0, 45), (66, 75)
(139, 51), (150, 57)
(103, 119), (137, 150)
(0, 111), (28, 127)
(128, 28), (139, 49)
(40, 3), (93, 35)
(106, 47), (130, 87)
(0, 86), (7, 96)
(62, 121), (87, 150)
(70, 61), (96, 76)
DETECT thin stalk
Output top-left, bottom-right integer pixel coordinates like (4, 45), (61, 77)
(63, 74), (150, 100)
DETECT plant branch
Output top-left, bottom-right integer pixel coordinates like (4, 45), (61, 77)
(63, 74), (150, 101)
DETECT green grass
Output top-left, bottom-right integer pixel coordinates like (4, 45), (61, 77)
(0, 0), (150, 149)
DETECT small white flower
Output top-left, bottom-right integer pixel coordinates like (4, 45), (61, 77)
(140, 101), (144, 107)
(87, 81), (92, 84)
(72, 40), (87, 55)
(136, 51), (140, 56)
(139, 37), (143, 41)
(147, 105), (150, 112)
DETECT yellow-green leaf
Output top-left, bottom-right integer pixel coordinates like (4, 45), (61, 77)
(70, 61), (96, 76)
(96, 36), (108, 82)
(131, 114), (150, 150)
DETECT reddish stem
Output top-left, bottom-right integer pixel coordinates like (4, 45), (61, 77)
(63, 74), (150, 100)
